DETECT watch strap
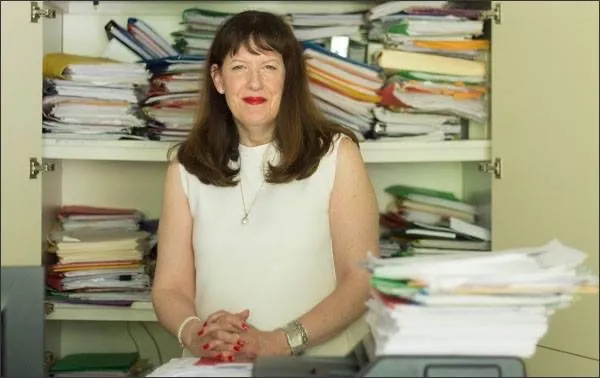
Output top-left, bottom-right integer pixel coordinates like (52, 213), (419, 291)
(282, 320), (309, 355)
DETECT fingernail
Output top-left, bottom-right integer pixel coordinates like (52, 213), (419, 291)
(228, 355), (234, 362)
(198, 328), (204, 336)
(216, 353), (223, 360)
(237, 339), (245, 346)
(241, 322), (248, 330)
(203, 321), (207, 327)
(233, 345), (241, 352)
(203, 343), (209, 350)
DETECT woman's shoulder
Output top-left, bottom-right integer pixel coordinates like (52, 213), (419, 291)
(311, 132), (362, 185)
(165, 157), (193, 198)
(327, 132), (361, 161)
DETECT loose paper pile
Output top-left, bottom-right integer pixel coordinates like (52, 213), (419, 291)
(364, 240), (599, 358)
(147, 357), (252, 377)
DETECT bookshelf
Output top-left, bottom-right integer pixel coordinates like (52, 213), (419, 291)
(1, 1), (598, 376)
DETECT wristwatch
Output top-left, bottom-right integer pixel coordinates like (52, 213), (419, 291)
(281, 320), (309, 356)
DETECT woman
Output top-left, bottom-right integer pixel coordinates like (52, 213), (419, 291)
(152, 10), (379, 362)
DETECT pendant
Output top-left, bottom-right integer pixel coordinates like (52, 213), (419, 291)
(241, 215), (249, 225)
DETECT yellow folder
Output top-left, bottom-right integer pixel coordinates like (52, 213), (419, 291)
(43, 53), (118, 79)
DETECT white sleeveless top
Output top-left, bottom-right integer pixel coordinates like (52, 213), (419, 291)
(177, 135), (367, 356)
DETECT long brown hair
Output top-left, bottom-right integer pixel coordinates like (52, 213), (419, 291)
(175, 10), (358, 187)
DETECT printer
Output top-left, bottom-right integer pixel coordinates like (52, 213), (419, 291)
(252, 333), (527, 377)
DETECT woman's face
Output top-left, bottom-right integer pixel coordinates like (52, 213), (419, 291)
(211, 42), (285, 132)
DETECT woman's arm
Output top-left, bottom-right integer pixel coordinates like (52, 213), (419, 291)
(292, 137), (380, 348)
(151, 161), (199, 341)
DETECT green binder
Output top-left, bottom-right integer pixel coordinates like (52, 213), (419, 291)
(49, 352), (139, 374)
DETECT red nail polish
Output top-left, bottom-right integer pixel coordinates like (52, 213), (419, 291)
(233, 345), (240, 352)
(216, 353), (223, 359)
(228, 355), (234, 362)
(241, 322), (248, 330)
(203, 343), (209, 350)
(203, 321), (207, 327)
(237, 339), (245, 346)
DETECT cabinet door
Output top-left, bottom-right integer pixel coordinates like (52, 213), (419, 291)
(527, 346), (599, 378)
(0, 2), (45, 266)
(490, 0), (599, 370)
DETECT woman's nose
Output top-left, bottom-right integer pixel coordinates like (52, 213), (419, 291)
(246, 69), (263, 90)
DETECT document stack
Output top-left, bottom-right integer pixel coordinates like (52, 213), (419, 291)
(304, 42), (384, 140)
(366, 2), (490, 141)
(379, 185), (490, 257)
(42, 53), (150, 141)
(147, 357), (253, 378)
(140, 60), (205, 142)
(284, 11), (366, 41)
(364, 240), (599, 358)
(45, 205), (153, 308)
(102, 17), (207, 141)
(170, 8), (367, 55)
(171, 9), (230, 57)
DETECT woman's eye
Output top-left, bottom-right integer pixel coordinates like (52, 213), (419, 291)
(264, 65), (277, 70)
(232, 65), (244, 70)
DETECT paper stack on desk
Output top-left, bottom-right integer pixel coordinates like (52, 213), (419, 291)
(147, 357), (252, 377)
(364, 240), (599, 358)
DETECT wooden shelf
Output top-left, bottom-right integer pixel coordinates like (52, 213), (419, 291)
(43, 139), (178, 163)
(45, 303), (157, 322)
(42, 138), (491, 163)
(359, 139), (490, 163)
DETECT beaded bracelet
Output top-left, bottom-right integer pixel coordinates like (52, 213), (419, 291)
(177, 315), (202, 347)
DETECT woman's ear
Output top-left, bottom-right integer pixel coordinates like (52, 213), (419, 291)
(210, 64), (225, 94)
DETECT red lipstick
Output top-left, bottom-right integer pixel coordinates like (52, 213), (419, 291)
(243, 97), (266, 105)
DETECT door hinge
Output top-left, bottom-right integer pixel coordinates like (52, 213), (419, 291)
(30, 1), (56, 23)
(30, 158), (56, 179)
(44, 351), (57, 369)
(479, 157), (502, 179)
(482, 3), (501, 25)
(44, 301), (55, 315)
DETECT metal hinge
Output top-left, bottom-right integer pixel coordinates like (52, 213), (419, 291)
(30, 158), (56, 179)
(44, 351), (56, 369)
(479, 157), (502, 179)
(482, 3), (501, 25)
(30, 1), (56, 23)
(44, 301), (55, 315)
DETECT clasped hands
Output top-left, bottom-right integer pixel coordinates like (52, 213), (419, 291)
(182, 309), (290, 362)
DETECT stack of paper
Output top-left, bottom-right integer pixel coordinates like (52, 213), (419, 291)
(148, 357), (252, 378)
(285, 11), (365, 41)
(42, 53), (150, 141)
(171, 9), (231, 57)
(100, 16), (206, 141)
(364, 240), (599, 358)
(170, 8), (367, 58)
(366, 2), (490, 141)
(304, 42), (384, 140)
(45, 205), (153, 308)
(379, 185), (490, 257)
(140, 59), (205, 142)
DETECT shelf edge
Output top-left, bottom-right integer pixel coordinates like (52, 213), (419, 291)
(42, 139), (491, 163)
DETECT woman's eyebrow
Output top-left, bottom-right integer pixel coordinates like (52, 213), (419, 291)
(229, 58), (280, 64)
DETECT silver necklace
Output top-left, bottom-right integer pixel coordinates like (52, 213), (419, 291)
(239, 158), (266, 225)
